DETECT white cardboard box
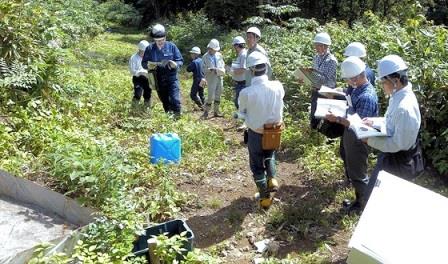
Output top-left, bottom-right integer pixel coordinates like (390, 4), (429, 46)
(347, 171), (448, 264)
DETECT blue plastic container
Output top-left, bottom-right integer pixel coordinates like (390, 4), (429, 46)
(150, 133), (181, 164)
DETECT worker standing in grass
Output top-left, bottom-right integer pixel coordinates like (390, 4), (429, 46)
(129, 40), (151, 109)
(141, 24), (183, 117)
(201, 39), (225, 119)
(230, 36), (247, 110)
(236, 51), (284, 210)
(186, 46), (205, 110)
(309, 32), (338, 129)
(245, 27), (272, 85)
(364, 55), (423, 200)
(325, 57), (378, 213)
(338, 42), (376, 183)
(343, 42), (375, 85)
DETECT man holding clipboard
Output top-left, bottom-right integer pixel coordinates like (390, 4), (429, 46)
(297, 32), (338, 130)
(325, 57), (378, 213)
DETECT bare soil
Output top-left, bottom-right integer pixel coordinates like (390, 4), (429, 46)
(175, 104), (351, 263)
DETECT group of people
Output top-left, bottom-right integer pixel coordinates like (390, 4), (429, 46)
(308, 32), (423, 212)
(128, 23), (423, 211)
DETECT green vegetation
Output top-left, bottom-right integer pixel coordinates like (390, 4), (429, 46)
(1, 0), (448, 263)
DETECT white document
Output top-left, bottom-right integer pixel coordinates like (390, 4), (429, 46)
(314, 98), (347, 119)
(293, 67), (321, 86)
(347, 113), (387, 139)
(318, 85), (346, 98)
(348, 171), (448, 264)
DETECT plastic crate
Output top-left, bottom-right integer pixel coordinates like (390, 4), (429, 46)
(132, 219), (194, 261)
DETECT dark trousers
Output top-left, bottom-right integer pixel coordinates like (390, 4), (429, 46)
(310, 89), (320, 129)
(233, 81), (246, 109)
(132, 76), (151, 102)
(248, 129), (276, 198)
(366, 142), (424, 200)
(190, 81), (204, 107)
(341, 128), (369, 203)
(157, 80), (181, 114)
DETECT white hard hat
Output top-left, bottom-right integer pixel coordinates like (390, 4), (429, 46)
(189, 46), (201, 54)
(377, 55), (408, 79)
(246, 27), (261, 38)
(344, 42), (367, 58)
(151, 24), (166, 39)
(313, 32), (331, 46)
(232, 36), (246, 45)
(207, 39), (220, 51)
(137, 40), (150, 51)
(246, 51), (268, 68)
(341, 56), (366, 79)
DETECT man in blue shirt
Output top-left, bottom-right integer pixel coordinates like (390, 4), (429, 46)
(186, 46), (204, 110)
(325, 56), (378, 213)
(142, 24), (183, 116)
(343, 42), (375, 86)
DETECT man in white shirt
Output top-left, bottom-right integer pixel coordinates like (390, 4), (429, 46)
(237, 51), (285, 209)
(129, 40), (151, 108)
(364, 55), (423, 200)
(230, 36), (247, 109)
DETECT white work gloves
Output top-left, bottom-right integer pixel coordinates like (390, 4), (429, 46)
(167, 60), (177, 70)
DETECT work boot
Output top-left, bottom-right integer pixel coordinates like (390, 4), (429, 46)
(254, 192), (273, 210)
(342, 199), (363, 214)
(131, 99), (139, 110)
(143, 99), (151, 109)
(201, 103), (211, 120)
(267, 178), (279, 192)
(213, 101), (224, 117)
(342, 192), (365, 214)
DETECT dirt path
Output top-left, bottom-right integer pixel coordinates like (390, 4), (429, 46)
(175, 91), (351, 263)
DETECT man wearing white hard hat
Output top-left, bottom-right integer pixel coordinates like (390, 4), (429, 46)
(129, 40), (152, 108)
(186, 46), (205, 110)
(200, 39), (226, 119)
(310, 32), (338, 129)
(245, 26), (272, 85)
(325, 56), (379, 213)
(364, 54), (423, 201)
(236, 51), (284, 209)
(230, 36), (248, 110)
(142, 23), (183, 116)
(343, 42), (375, 86)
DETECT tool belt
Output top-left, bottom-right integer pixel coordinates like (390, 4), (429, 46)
(262, 122), (284, 150)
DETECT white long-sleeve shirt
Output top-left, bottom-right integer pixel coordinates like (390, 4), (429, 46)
(238, 75), (284, 131)
(368, 83), (421, 152)
(129, 52), (148, 77)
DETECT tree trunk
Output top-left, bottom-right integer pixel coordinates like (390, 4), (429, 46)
(259, 0), (264, 17)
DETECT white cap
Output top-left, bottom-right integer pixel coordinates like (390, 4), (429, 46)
(246, 27), (261, 38)
(232, 36), (246, 45)
(189, 46), (201, 54)
(341, 56), (366, 79)
(246, 51), (268, 68)
(377, 55), (408, 79)
(313, 32), (331, 46)
(344, 42), (367, 58)
(207, 39), (220, 51)
(137, 40), (150, 51)
(151, 24), (166, 39)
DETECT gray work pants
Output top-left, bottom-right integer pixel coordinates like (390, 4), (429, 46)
(341, 128), (369, 202)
